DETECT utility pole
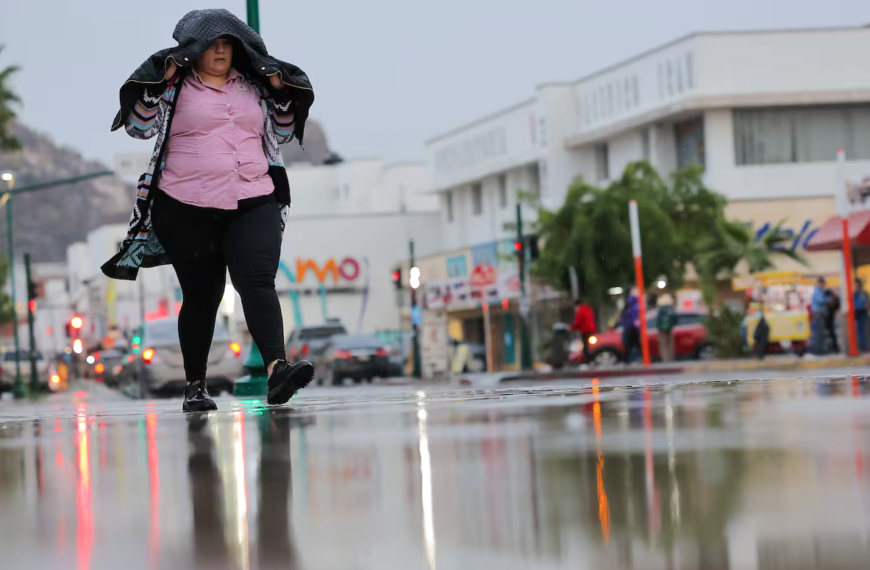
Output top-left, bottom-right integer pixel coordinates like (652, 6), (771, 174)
(410, 240), (422, 378)
(246, 0), (260, 33)
(24, 254), (37, 393)
(515, 204), (533, 370)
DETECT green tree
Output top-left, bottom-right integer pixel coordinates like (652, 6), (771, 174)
(695, 217), (806, 301)
(0, 45), (21, 151)
(534, 161), (725, 309)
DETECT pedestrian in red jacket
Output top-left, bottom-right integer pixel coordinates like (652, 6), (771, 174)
(570, 299), (597, 363)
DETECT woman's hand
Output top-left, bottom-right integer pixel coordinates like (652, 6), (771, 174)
(164, 60), (177, 81)
(270, 74), (285, 90)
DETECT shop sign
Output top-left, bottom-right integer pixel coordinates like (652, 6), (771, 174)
(296, 257), (360, 284)
(470, 263), (497, 288)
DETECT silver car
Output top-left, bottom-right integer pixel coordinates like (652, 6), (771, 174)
(130, 318), (243, 397)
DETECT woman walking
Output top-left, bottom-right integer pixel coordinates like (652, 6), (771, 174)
(102, 9), (315, 412)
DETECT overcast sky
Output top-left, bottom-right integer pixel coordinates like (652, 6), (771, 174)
(2, 0), (869, 168)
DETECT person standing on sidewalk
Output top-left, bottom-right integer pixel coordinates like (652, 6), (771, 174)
(656, 294), (676, 362)
(824, 286), (841, 354)
(810, 278), (829, 354)
(102, 10), (316, 412)
(855, 278), (870, 352)
(570, 298), (597, 363)
(621, 289), (641, 363)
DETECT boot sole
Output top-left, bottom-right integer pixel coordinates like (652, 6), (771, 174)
(183, 399), (218, 413)
(267, 361), (314, 406)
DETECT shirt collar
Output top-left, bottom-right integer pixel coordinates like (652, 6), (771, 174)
(191, 67), (243, 86)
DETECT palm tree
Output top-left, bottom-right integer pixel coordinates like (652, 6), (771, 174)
(696, 217), (806, 297)
(0, 45), (21, 151)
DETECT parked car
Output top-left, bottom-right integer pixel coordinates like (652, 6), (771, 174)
(316, 334), (392, 385)
(570, 310), (713, 365)
(285, 320), (347, 362)
(0, 349), (51, 392)
(123, 318), (243, 397)
(91, 348), (128, 387)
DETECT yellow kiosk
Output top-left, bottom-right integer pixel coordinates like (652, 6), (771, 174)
(732, 271), (833, 347)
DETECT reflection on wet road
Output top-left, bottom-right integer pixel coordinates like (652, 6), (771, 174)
(2, 376), (870, 569)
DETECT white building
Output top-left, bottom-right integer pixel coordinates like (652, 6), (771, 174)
(421, 25), (870, 369)
(67, 159), (441, 347)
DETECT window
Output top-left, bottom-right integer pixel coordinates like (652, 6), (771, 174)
(528, 164), (541, 197)
(595, 143), (609, 182)
(472, 183), (483, 216)
(498, 175), (508, 208)
(734, 105), (870, 165)
(445, 191), (454, 223)
(675, 117), (705, 168)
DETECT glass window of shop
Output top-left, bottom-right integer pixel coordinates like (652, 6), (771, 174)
(675, 117), (705, 169)
(734, 105), (870, 165)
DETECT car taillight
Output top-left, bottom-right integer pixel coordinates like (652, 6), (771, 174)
(142, 348), (155, 364)
(302, 343), (309, 357)
(230, 342), (242, 358)
(334, 350), (352, 360)
(95, 363), (105, 374)
(376, 348), (389, 357)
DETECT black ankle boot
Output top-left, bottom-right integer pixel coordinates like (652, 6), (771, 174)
(267, 360), (314, 405)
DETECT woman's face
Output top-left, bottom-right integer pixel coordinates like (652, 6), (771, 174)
(197, 38), (233, 76)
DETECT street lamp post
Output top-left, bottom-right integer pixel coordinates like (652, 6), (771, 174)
(1, 171), (22, 398)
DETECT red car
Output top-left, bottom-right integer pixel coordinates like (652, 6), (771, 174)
(570, 310), (713, 365)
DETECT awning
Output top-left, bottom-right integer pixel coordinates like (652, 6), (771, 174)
(805, 210), (870, 252)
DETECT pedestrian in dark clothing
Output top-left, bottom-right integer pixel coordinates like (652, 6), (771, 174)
(824, 288), (841, 354)
(621, 291), (641, 363)
(570, 298), (597, 363)
(855, 279), (870, 352)
(754, 313), (771, 360)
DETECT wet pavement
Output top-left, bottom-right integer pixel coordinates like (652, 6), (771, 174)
(2, 374), (870, 569)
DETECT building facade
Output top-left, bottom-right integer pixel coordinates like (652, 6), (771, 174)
(421, 26), (870, 370)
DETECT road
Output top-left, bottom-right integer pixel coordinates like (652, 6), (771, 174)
(2, 370), (870, 569)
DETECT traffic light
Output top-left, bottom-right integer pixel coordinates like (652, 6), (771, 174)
(27, 280), (38, 302)
(392, 267), (402, 290)
(69, 315), (83, 338)
(528, 235), (540, 261)
(514, 239), (524, 261)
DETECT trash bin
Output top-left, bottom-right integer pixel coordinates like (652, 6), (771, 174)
(550, 323), (570, 370)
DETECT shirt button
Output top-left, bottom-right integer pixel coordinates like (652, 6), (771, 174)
(232, 151), (236, 155)
(229, 118), (233, 122)
(227, 103), (231, 107)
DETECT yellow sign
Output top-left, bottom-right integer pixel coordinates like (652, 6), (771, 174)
(733, 271), (841, 291)
(745, 312), (810, 345)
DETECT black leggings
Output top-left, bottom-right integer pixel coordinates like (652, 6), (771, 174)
(151, 190), (285, 381)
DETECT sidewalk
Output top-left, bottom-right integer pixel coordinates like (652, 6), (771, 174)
(452, 353), (870, 387)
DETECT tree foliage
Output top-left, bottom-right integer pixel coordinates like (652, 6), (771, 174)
(0, 45), (21, 152)
(533, 162), (725, 308)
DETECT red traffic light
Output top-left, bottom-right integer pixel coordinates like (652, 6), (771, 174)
(514, 241), (522, 251)
(70, 316), (84, 330)
(392, 270), (400, 282)
(28, 300), (36, 313)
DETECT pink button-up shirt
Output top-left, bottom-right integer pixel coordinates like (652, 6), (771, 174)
(159, 68), (274, 209)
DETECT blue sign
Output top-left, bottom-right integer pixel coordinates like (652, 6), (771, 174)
(446, 255), (468, 278)
(411, 306), (423, 325)
(752, 220), (820, 251)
